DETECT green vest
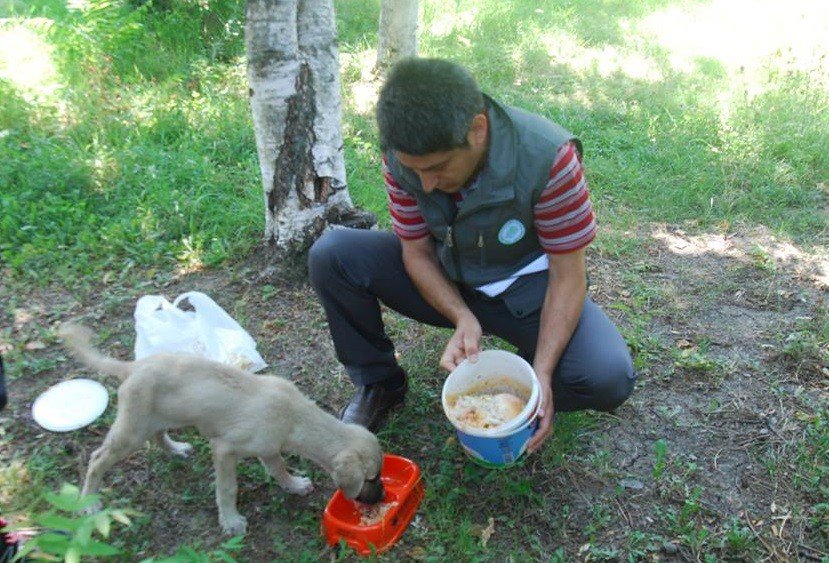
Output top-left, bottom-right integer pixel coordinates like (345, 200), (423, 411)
(386, 95), (580, 287)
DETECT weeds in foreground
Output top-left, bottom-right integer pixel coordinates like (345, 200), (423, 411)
(9, 484), (245, 563)
(12, 484), (134, 562)
(652, 439), (668, 480)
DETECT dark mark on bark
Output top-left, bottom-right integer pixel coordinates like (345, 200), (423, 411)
(269, 61), (336, 222)
(314, 176), (331, 202)
(269, 62), (315, 217)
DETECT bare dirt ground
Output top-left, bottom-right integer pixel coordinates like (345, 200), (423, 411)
(1, 223), (826, 561)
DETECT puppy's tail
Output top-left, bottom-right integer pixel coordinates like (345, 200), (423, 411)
(57, 323), (132, 382)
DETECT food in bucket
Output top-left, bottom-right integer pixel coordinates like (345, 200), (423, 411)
(446, 377), (530, 431)
(357, 500), (398, 526)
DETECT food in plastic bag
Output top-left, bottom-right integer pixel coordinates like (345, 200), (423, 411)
(134, 291), (267, 372)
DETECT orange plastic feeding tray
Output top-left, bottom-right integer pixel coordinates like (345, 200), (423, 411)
(322, 453), (424, 556)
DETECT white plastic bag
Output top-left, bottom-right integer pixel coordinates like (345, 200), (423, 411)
(134, 291), (267, 372)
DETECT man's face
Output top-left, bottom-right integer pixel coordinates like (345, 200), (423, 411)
(393, 113), (488, 194)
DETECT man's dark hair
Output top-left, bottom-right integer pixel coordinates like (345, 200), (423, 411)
(376, 58), (484, 155)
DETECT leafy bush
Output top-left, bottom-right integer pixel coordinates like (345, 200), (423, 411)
(13, 484), (133, 562)
(9, 484), (245, 562)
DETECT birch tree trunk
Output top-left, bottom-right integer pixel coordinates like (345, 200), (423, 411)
(376, 0), (419, 72)
(246, 0), (371, 253)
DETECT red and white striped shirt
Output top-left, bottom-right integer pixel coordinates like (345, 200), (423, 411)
(385, 141), (596, 254)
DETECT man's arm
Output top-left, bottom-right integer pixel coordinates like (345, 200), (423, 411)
(400, 236), (482, 370)
(526, 247), (587, 452)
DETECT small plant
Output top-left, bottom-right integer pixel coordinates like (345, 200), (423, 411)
(260, 284), (278, 301)
(13, 484), (134, 562)
(652, 439), (668, 480)
(140, 536), (245, 563)
(678, 486), (703, 526)
(747, 245), (777, 272)
(672, 345), (723, 376)
(722, 517), (755, 554)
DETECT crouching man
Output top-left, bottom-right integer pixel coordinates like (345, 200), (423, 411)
(309, 58), (636, 452)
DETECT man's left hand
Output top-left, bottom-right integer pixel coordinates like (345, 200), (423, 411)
(439, 313), (482, 372)
(527, 379), (553, 453)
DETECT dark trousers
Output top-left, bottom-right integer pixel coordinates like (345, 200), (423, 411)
(308, 228), (636, 413)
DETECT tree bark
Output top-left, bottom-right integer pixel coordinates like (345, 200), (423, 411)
(246, 0), (367, 254)
(376, 0), (419, 73)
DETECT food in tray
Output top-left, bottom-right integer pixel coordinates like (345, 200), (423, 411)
(357, 501), (398, 526)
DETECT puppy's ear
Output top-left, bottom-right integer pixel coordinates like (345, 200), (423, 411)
(332, 450), (364, 499)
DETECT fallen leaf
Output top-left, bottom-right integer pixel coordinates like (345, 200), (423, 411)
(25, 341), (46, 351)
(14, 308), (33, 328)
(406, 546), (427, 560)
(480, 517), (495, 548)
(619, 478), (645, 490)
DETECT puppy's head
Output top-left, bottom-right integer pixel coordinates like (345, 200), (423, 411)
(332, 428), (385, 505)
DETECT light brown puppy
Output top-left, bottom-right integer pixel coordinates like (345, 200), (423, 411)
(57, 323), (384, 536)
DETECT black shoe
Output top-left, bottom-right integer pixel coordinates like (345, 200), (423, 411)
(339, 375), (407, 432)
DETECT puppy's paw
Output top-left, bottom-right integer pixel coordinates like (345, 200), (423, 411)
(284, 475), (314, 496)
(219, 514), (247, 536)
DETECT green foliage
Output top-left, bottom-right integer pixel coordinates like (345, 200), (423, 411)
(779, 309), (829, 372)
(5, 483), (245, 562)
(722, 517), (757, 555)
(652, 439), (668, 480)
(672, 347), (723, 376)
(2, 0), (827, 287)
(140, 536), (245, 563)
(13, 483), (133, 562)
(2, 0), (828, 559)
(0, 0), (257, 285)
(795, 407), (829, 509)
(411, 0), (829, 245)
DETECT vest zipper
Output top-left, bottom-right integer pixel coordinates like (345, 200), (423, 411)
(478, 232), (485, 266)
(445, 225), (464, 284)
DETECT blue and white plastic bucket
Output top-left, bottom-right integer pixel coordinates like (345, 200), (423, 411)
(442, 350), (541, 467)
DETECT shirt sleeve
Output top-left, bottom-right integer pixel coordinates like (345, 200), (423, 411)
(383, 155), (430, 240)
(533, 141), (597, 254)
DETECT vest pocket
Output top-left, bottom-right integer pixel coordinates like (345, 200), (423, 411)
(500, 270), (547, 318)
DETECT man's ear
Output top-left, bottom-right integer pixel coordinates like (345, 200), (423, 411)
(332, 450), (364, 499)
(468, 112), (488, 147)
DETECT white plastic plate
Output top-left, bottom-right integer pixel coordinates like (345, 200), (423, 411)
(32, 378), (109, 432)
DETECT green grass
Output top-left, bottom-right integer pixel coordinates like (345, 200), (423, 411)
(2, 0), (828, 560)
(2, 0), (827, 284)
(1, 0), (258, 282)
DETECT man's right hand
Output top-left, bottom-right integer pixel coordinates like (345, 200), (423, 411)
(439, 314), (482, 371)
(401, 236), (484, 372)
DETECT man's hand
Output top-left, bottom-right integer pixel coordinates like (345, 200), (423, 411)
(439, 314), (482, 371)
(401, 236), (482, 373)
(527, 249), (586, 454)
(527, 375), (553, 453)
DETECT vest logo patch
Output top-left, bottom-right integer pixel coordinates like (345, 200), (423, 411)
(498, 219), (525, 245)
